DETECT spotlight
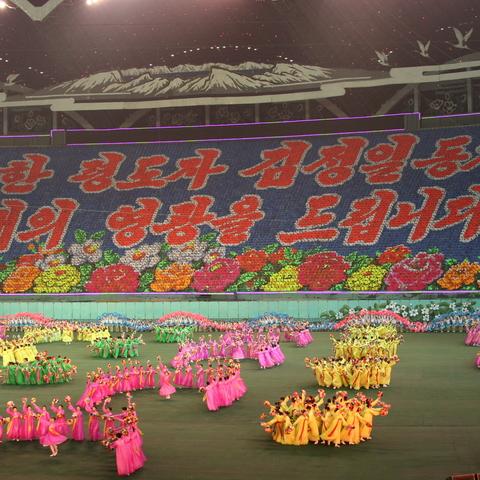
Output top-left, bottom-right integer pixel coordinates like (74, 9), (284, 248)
(0, 1), (15, 9)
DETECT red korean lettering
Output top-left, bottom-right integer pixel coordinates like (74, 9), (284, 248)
(433, 184), (480, 242)
(151, 196), (215, 245)
(0, 199), (27, 251)
(106, 198), (162, 248)
(68, 152), (125, 192)
(339, 189), (397, 245)
(162, 149), (228, 190)
(116, 155), (169, 190)
(388, 187), (445, 243)
(0, 154), (54, 194)
(302, 137), (367, 187)
(360, 134), (419, 184)
(276, 195), (340, 245)
(238, 141), (311, 189)
(411, 136), (480, 179)
(16, 198), (79, 250)
(210, 195), (265, 245)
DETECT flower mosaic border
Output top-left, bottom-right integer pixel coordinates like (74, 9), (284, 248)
(2, 231), (480, 294)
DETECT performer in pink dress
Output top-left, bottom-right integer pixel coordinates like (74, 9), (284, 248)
(76, 374), (93, 408)
(111, 432), (145, 476)
(158, 369), (177, 399)
(194, 363), (205, 388)
(33, 402), (50, 436)
(51, 402), (70, 436)
(67, 401), (86, 441)
(173, 367), (184, 387)
(6, 404), (22, 441)
(39, 417), (68, 456)
(22, 401), (36, 440)
(102, 401), (116, 438)
(145, 362), (157, 388)
(182, 364), (194, 388)
(84, 401), (103, 441)
(203, 382), (219, 411)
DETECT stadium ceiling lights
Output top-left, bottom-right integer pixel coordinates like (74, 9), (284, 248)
(8, 0), (66, 21)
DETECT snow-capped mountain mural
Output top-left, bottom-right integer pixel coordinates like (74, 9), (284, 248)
(24, 62), (333, 99)
(1, 55), (480, 113)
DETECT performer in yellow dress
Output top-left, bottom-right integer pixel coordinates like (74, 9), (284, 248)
(61, 326), (75, 345)
(320, 406), (348, 447)
(292, 410), (309, 446)
(261, 409), (285, 444)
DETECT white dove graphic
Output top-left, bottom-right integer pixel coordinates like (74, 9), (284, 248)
(375, 51), (391, 66)
(448, 27), (473, 49)
(0, 74), (33, 94)
(415, 40), (431, 58)
(5, 73), (20, 85)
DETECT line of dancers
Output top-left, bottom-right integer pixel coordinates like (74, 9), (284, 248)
(77, 360), (158, 407)
(2, 394), (146, 472)
(154, 325), (195, 343)
(330, 324), (402, 359)
(305, 355), (398, 390)
(260, 390), (390, 447)
(0, 352), (76, 385)
(88, 334), (144, 358)
(3, 397), (131, 443)
(23, 326), (63, 343)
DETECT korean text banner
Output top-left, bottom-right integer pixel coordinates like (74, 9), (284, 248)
(0, 125), (479, 294)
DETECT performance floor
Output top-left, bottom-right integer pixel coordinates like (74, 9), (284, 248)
(0, 330), (478, 480)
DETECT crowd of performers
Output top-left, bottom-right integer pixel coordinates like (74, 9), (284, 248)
(23, 326), (63, 343)
(198, 358), (247, 411)
(154, 325), (195, 343)
(284, 323), (314, 347)
(330, 325), (402, 359)
(260, 390), (390, 447)
(302, 325), (401, 389)
(21, 324), (112, 345)
(170, 327), (286, 370)
(305, 355), (398, 390)
(77, 325), (111, 342)
(88, 334), (144, 358)
(0, 352), (76, 385)
(0, 313), (409, 473)
(1, 395), (145, 474)
(1, 337), (38, 366)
